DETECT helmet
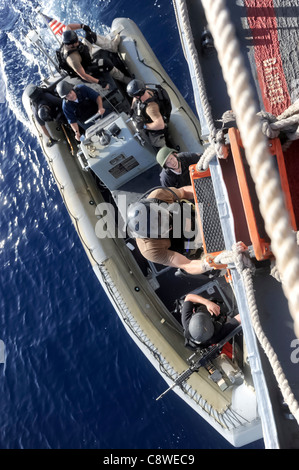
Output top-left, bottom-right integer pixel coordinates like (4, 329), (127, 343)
(62, 30), (78, 45)
(156, 147), (177, 168)
(127, 199), (172, 238)
(38, 105), (52, 122)
(126, 79), (146, 97)
(56, 81), (74, 99)
(25, 84), (42, 102)
(188, 310), (214, 345)
(98, 130), (111, 146)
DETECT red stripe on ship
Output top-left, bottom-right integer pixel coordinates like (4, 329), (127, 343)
(244, 0), (290, 115)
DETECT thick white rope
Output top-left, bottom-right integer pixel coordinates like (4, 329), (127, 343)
(215, 243), (299, 425)
(201, 0), (299, 340)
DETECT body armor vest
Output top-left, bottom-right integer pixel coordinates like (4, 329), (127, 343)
(56, 42), (92, 77)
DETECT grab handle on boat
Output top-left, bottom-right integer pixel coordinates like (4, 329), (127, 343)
(77, 151), (89, 172)
(84, 112), (103, 125)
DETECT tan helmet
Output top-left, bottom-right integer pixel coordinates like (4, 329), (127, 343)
(156, 146), (177, 168)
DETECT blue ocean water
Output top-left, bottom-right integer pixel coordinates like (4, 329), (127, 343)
(0, 0), (264, 450)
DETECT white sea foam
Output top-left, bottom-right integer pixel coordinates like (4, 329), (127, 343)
(0, 65), (6, 103)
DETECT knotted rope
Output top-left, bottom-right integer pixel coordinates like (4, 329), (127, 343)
(259, 100), (299, 141)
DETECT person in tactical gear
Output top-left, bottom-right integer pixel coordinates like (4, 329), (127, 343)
(56, 81), (105, 141)
(26, 84), (63, 147)
(57, 26), (130, 87)
(65, 23), (121, 53)
(127, 186), (208, 274)
(181, 293), (241, 350)
(126, 79), (171, 150)
(156, 146), (202, 188)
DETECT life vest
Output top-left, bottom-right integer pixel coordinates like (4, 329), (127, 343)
(148, 85), (172, 122)
(56, 42), (92, 77)
(133, 86), (172, 124)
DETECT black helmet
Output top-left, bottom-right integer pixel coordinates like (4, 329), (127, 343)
(126, 79), (146, 98)
(127, 199), (172, 238)
(188, 310), (214, 345)
(26, 84), (43, 102)
(62, 30), (78, 45)
(38, 105), (52, 122)
(56, 81), (74, 99)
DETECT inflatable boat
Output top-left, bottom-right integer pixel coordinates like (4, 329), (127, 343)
(22, 8), (299, 448)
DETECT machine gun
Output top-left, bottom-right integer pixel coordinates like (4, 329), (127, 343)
(156, 324), (242, 401)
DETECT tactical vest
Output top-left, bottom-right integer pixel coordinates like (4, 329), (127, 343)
(133, 86), (172, 124)
(146, 85), (172, 122)
(56, 42), (92, 77)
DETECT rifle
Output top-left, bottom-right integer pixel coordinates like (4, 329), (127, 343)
(156, 324), (242, 401)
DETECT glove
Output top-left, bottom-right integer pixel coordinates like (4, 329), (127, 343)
(81, 24), (97, 44)
(81, 24), (92, 33)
